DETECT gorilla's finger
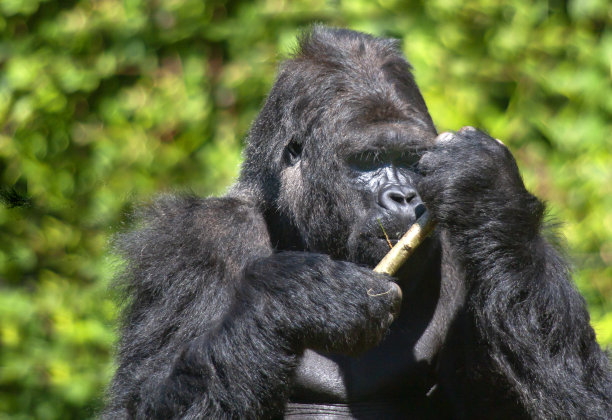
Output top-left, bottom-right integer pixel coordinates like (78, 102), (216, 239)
(457, 126), (478, 135)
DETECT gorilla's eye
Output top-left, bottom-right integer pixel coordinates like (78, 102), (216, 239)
(348, 152), (381, 171)
(285, 140), (303, 165)
(348, 151), (422, 173)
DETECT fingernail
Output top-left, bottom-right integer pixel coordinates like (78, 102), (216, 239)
(389, 282), (402, 321)
(389, 282), (402, 300)
(436, 132), (454, 144)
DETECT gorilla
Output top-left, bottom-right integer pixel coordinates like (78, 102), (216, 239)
(104, 27), (612, 419)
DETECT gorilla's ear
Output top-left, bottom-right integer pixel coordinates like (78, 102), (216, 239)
(284, 137), (303, 165)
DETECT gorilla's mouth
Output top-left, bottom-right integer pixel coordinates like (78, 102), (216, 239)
(347, 214), (417, 266)
(373, 219), (416, 243)
(374, 204), (426, 246)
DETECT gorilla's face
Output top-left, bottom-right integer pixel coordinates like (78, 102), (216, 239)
(278, 116), (436, 272)
(344, 145), (427, 266)
(341, 122), (436, 269)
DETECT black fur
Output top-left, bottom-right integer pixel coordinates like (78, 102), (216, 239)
(104, 27), (612, 419)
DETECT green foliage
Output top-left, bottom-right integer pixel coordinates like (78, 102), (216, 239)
(0, 1), (610, 418)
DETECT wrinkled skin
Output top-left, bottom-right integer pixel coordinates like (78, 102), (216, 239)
(104, 27), (612, 420)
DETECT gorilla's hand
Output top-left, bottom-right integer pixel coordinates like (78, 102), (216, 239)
(242, 252), (401, 355)
(417, 127), (544, 248)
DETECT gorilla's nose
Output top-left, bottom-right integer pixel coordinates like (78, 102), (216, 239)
(378, 185), (417, 214)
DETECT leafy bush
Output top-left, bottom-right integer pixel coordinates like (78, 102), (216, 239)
(1, 1), (610, 418)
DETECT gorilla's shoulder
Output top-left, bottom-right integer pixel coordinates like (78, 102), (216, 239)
(116, 193), (272, 278)
(138, 193), (264, 231)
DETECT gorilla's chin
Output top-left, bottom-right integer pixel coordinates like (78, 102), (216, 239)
(347, 232), (391, 267)
(347, 217), (439, 288)
(347, 213), (419, 266)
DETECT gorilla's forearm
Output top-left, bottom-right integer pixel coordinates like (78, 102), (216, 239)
(419, 129), (612, 418)
(110, 252), (400, 419)
(138, 251), (399, 418)
(104, 195), (297, 418)
(465, 210), (611, 418)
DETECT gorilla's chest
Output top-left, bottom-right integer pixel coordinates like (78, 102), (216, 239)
(290, 350), (432, 403)
(289, 318), (438, 404)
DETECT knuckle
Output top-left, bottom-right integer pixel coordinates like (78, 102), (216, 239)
(418, 152), (437, 172)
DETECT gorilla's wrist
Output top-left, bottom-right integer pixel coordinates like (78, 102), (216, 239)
(438, 190), (544, 238)
(440, 194), (546, 275)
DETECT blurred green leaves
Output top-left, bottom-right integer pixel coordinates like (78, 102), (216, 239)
(0, 1), (610, 418)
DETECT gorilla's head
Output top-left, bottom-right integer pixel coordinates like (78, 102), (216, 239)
(239, 26), (438, 270)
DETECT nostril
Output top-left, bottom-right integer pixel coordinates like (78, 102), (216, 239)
(415, 203), (426, 219)
(379, 186), (416, 211)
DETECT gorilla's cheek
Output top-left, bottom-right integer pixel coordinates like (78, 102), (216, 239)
(346, 205), (395, 266)
(278, 164), (305, 221)
(278, 164), (390, 261)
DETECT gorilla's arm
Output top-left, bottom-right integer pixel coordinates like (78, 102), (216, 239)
(104, 195), (399, 419)
(419, 128), (612, 418)
(104, 195), (288, 418)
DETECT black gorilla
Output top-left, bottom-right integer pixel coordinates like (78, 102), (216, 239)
(104, 27), (612, 419)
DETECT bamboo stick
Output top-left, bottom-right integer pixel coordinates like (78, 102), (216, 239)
(373, 210), (436, 276)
